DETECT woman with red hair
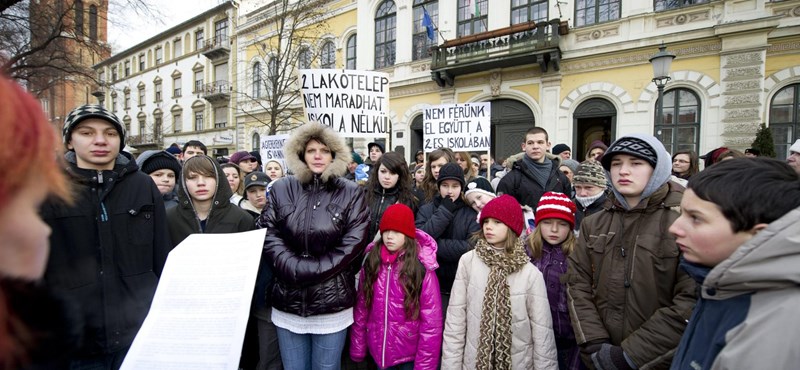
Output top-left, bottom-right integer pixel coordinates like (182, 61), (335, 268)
(0, 76), (76, 368)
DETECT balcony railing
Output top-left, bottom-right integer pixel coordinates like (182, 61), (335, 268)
(201, 35), (230, 60)
(430, 19), (566, 87)
(127, 133), (161, 146)
(201, 80), (231, 103)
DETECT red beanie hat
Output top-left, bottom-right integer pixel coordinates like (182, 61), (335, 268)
(535, 192), (576, 229)
(379, 204), (416, 239)
(479, 194), (524, 236)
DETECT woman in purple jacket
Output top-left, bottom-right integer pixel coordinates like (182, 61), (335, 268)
(350, 204), (443, 369)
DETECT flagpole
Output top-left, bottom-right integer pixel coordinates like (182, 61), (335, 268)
(421, 4), (446, 44)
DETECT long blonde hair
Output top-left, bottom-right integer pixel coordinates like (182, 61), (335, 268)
(527, 222), (576, 260)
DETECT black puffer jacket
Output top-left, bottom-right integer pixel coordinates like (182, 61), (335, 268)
(496, 153), (571, 209)
(415, 195), (479, 293)
(260, 123), (369, 317)
(166, 155), (255, 246)
(41, 151), (170, 356)
(367, 186), (399, 239)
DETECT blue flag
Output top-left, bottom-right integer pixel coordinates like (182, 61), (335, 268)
(422, 8), (435, 41)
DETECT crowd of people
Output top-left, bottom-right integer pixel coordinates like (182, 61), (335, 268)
(3, 74), (800, 370)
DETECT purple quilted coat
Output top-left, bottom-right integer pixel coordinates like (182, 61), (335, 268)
(350, 229), (444, 369)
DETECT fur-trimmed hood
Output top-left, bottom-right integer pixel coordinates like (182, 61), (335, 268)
(284, 122), (350, 184)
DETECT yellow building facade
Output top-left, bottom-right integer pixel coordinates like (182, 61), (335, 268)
(236, 0), (800, 162)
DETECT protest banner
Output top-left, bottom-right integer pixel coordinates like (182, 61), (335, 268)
(299, 69), (390, 138)
(259, 134), (289, 171)
(423, 102), (491, 152)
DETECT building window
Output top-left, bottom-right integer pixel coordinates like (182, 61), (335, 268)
(174, 39), (183, 58)
(111, 66), (118, 81)
(139, 53), (145, 71)
(770, 83), (800, 160)
(98, 70), (105, 83)
(154, 81), (162, 102)
(457, 0), (487, 37)
(75, 0), (84, 37)
(138, 87), (145, 106)
(138, 116), (146, 135)
(298, 47), (311, 69)
(173, 76), (182, 97)
(413, 0), (438, 61)
(123, 116), (131, 133)
(253, 62), (262, 98)
(374, 1), (396, 69)
(155, 47), (163, 65)
(124, 90), (130, 109)
(173, 112), (182, 133)
(346, 35), (357, 69)
(575, 0), (621, 27)
(511, 0), (548, 24)
(194, 111), (204, 131)
(111, 93), (117, 112)
(195, 30), (204, 51)
(214, 106), (228, 128)
(89, 5), (97, 40)
(252, 132), (260, 151)
(194, 70), (204, 92)
(124, 61), (130, 77)
(320, 41), (335, 69)
(267, 58), (278, 97)
(154, 116), (162, 137)
(655, 88), (701, 155)
(214, 19), (228, 45)
(655, 0), (708, 11)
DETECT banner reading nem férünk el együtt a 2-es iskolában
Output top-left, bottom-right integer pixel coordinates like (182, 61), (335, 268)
(300, 69), (390, 138)
(423, 102), (491, 152)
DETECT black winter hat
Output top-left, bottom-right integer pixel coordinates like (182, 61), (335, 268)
(601, 137), (657, 170)
(141, 152), (182, 176)
(63, 104), (126, 148)
(552, 143), (571, 155)
(436, 162), (465, 189)
(465, 177), (495, 199)
(367, 142), (385, 153)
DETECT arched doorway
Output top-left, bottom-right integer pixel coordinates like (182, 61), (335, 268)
(491, 99), (535, 163)
(411, 115), (423, 162)
(574, 98), (615, 160)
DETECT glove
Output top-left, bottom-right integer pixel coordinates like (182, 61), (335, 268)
(579, 339), (609, 355)
(440, 197), (458, 213)
(591, 344), (635, 370)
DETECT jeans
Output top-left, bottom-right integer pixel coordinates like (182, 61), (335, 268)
(276, 327), (347, 370)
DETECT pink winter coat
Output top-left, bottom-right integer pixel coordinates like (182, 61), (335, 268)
(350, 229), (443, 369)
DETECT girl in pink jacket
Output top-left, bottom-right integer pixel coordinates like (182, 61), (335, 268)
(350, 204), (444, 369)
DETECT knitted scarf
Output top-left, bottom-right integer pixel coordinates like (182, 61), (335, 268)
(474, 238), (531, 370)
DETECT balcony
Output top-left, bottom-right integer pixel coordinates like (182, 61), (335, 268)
(430, 19), (567, 87)
(202, 80), (231, 104)
(201, 36), (230, 61)
(128, 133), (161, 147)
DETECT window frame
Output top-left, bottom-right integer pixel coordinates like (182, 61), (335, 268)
(346, 34), (357, 69)
(374, 1), (397, 69)
(654, 87), (702, 155)
(511, 0), (548, 25)
(320, 41), (336, 69)
(769, 83), (800, 160)
(412, 0), (438, 61)
(457, 0), (488, 37)
(575, 0), (621, 27)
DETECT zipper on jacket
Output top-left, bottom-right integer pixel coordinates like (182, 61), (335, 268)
(97, 170), (104, 184)
(381, 264), (392, 368)
(303, 177), (320, 257)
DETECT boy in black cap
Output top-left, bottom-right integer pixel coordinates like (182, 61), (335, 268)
(240, 171), (270, 219)
(41, 104), (171, 368)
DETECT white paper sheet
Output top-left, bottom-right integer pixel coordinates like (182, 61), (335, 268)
(121, 228), (267, 370)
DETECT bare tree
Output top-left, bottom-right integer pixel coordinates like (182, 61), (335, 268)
(236, 0), (334, 135)
(0, 0), (160, 95)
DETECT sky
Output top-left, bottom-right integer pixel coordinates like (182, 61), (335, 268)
(108, 0), (221, 53)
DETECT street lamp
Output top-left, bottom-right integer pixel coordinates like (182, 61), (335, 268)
(649, 43), (675, 127)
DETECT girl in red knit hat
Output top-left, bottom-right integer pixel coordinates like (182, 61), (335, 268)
(350, 204), (443, 369)
(441, 194), (557, 369)
(527, 192), (586, 370)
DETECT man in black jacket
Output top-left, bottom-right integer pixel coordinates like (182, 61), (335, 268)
(497, 127), (571, 210)
(41, 104), (171, 369)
